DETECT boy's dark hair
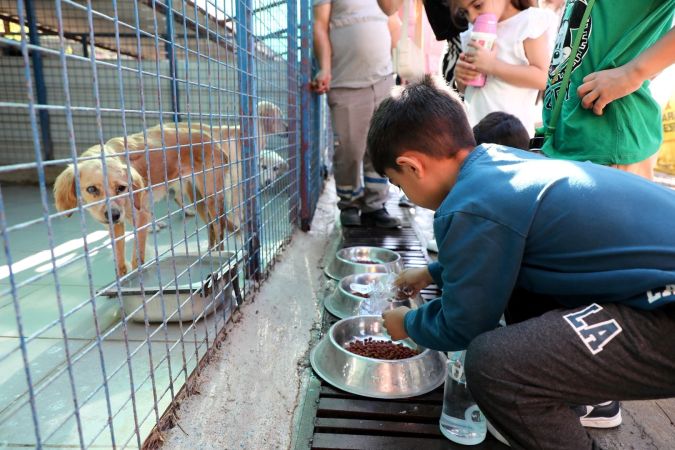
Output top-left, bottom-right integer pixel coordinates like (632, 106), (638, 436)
(367, 75), (476, 176)
(472, 111), (530, 150)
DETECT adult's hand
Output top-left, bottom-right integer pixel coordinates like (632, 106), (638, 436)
(311, 69), (331, 94)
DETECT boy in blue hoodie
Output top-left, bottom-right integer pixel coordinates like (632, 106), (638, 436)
(367, 75), (675, 449)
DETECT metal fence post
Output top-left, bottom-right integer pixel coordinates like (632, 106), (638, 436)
(164, 0), (180, 124)
(24, 0), (53, 161)
(235, 0), (262, 279)
(287, 0), (300, 227)
(299, 0), (312, 231)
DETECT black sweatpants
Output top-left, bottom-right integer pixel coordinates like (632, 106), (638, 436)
(464, 301), (675, 450)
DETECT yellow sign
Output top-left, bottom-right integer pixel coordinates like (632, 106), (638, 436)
(656, 92), (675, 175)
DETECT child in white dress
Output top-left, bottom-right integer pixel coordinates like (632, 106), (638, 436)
(453, 0), (557, 136)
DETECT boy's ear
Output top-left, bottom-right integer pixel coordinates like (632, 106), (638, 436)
(395, 153), (425, 178)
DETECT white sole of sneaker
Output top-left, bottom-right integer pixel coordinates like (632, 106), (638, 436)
(580, 410), (622, 428)
(486, 420), (510, 446)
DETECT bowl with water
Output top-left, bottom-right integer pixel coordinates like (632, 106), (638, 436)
(323, 246), (404, 280)
(309, 315), (447, 399)
(324, 272), (424, 319)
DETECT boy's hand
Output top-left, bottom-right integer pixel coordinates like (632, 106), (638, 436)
(394, 267), (433, 297)
(577, 65), (643, 116)
(455, 54), (482, 85)
(311, 69), (331, 94)
(465, 41), (499, 76)
(382, 306), (410, 341)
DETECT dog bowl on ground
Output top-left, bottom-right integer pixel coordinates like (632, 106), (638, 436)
(100, 253), (240, 323)
(310, 315), (447, 399)
(323, 246), (404, 280)
(324, 273), (424, 319)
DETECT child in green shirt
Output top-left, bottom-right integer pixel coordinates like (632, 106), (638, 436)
(542, 0), (675, 180)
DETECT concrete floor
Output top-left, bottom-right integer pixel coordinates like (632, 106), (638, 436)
(160, 181), (339, 449)
(161, 180), (675, 450)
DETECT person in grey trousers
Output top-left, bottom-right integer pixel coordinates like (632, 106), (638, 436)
(311, 0), (403, 228)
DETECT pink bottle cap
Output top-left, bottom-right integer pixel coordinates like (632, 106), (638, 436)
(472, 13), (497, 33)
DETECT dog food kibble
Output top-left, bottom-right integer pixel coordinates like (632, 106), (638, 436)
(352, 259), (380, 264)
(346, 337), (419, 360)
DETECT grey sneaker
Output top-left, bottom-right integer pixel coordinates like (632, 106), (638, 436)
(398, 194), (415, 208)
(361, 208), (401, 228)
(339, 207), (361, 227)
(574, 401), (622, 428)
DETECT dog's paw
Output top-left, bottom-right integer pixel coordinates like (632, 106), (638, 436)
(151, 220), (168, 232)
(183, 207), (196, 217)
(116, 262), (130, 278)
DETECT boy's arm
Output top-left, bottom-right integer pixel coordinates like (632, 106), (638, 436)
(403, 213), (525, 351)
(578, 27), (675, 116)
(312, 3), (332, 94)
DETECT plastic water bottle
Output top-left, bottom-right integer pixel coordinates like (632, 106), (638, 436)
(439, 351), (487, 445)
(465, 13), (498, 88)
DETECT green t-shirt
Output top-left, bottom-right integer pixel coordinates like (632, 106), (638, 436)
(541, 0), (674, 165)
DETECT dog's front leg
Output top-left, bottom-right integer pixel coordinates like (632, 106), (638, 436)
(113, 222), (129, 277)
(131, 209), (150, 270)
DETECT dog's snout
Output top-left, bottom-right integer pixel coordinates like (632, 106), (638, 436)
(106, 208), (121, 223)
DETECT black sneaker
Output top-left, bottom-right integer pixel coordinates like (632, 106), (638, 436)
(339, 207), (361, 227)
(361, 208), (401, 228)
(574, 401), (622, 428)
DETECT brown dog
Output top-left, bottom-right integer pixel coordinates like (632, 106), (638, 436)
(53, 125), (234, 277)
(169, 100), (287, 201)
(170, 100), (287, 227)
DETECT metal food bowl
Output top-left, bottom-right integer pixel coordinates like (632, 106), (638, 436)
(100, 253), (240, 323)
(310, 315), (447, 399)
(323, 246), (404, 280)
(324, 273), (424, 319)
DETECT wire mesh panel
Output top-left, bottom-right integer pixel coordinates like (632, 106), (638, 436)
(0, 0), (326, 448)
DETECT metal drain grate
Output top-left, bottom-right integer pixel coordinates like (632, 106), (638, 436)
(307, 199), (506, 449)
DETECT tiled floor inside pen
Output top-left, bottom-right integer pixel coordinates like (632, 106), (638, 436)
(0, 184), (292, 449)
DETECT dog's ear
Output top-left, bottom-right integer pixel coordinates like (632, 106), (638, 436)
(53, 165), (77, 216)
(280, 159), (290, 174)
(257, 101), (283, 134)
(129, 168), (145, 211)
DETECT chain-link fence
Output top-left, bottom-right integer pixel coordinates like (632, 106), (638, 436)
(0, 0), (328, 447)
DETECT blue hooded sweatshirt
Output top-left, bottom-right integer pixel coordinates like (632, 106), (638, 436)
(404, 145), (675, 351)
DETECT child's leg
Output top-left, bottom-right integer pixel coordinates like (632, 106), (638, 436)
(464, 303), (675, 450)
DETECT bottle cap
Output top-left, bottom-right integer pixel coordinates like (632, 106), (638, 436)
(472, 13), (498, 33)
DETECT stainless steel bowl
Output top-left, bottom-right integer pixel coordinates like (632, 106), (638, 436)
(310, 315), (447, 399)
(324, 273), (424, 319)
(323, 246), (404, 280)
(99, 253), (240, 323)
